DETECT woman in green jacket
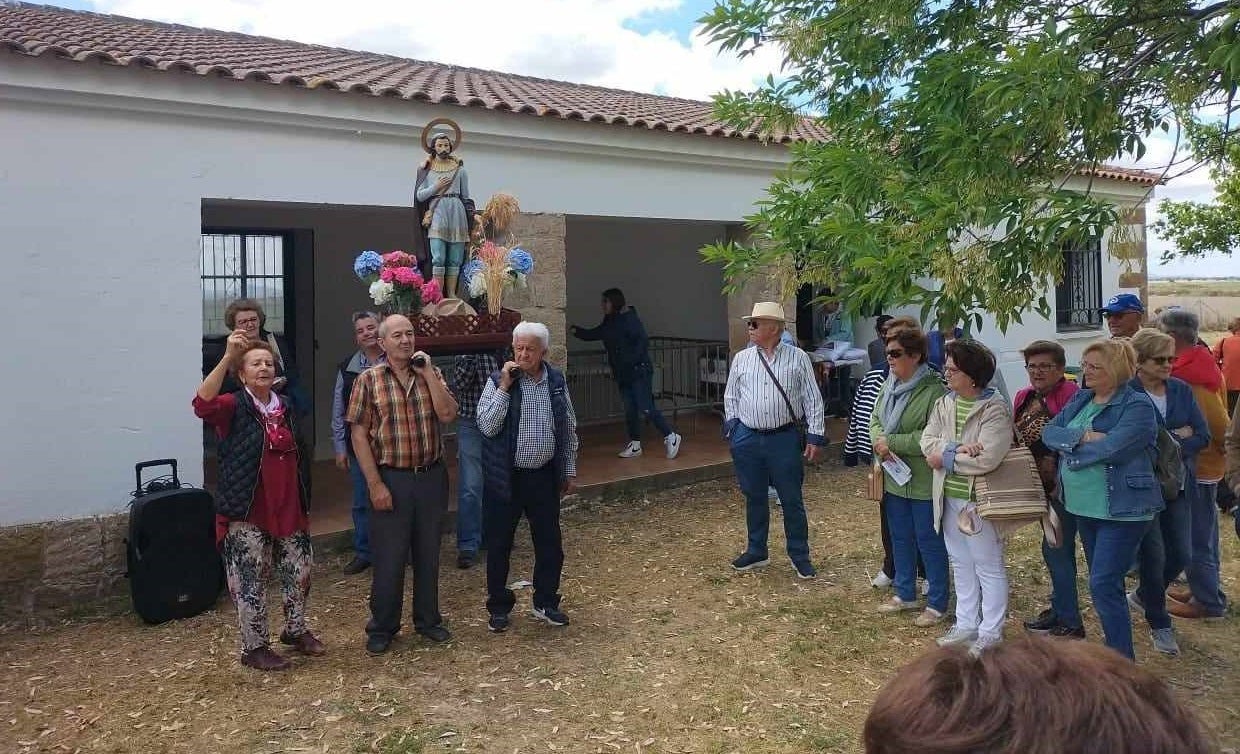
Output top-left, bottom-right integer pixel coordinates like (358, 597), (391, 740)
(870, 328), (950, 627)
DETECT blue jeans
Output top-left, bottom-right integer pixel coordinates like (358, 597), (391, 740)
(1043, 500), (1082, 628)
(455, 418), (484, 554)
(1077, 515), (1149, 660)
(883, 492), (949, 613)
(1135, 493), (1191, 630)
(429, 238), (467, 273)
(1187, 482), (1228, 615)
(730, 424), (809, 563)
(347, 451), (371, 561)
(620, 370), (673, 441)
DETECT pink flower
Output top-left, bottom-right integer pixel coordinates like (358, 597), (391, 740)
(421, 278), (443, 305)
(391, 266), (423, 286)
(382, 250), (415, 267)
(379, 267), (396, 283)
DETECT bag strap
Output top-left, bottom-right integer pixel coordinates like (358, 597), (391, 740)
(757, 350), (802, 424)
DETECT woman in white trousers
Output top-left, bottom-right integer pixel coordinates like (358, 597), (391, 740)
(921, 339), (1014, 656)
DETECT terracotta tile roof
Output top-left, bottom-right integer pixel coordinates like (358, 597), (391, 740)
(0, 2), (830, 143)
(0, 3), (1164, 186)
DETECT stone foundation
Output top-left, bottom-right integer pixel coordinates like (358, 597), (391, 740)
(0, 513), (130, 621)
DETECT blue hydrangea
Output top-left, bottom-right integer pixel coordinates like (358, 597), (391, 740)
(507, 247), (534, 275)
(461, 258), (484, 284)
(353, 250), (383, 280)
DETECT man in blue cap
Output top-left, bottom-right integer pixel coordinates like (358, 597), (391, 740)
(1101, 293), (1145, 338)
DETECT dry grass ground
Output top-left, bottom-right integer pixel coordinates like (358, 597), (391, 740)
(2, 464), (1238, 754)
(1149, 278), (1240, 334)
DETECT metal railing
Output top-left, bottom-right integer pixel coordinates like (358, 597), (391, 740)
(566, 337), (730, 426)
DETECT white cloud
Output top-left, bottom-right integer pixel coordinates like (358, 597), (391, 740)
(92, 0), (783, 100)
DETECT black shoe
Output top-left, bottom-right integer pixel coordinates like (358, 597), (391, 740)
(457, 551), (477, 570)
(417, 625), (453, 643)
(488, 613), (511, 633)
(365, 634), (391, 655)
(791, 559), (817, 579)
(343, 557), (371, 575)
(1022, 608), (1058, 634)
(731, 552), (770, 572)
(531, 605), (570, 627)
(1047, 624), (1086, 640)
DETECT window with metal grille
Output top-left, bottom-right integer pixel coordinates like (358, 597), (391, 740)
(1055, 238), (1103, 331)
(201, 232), (290, 336)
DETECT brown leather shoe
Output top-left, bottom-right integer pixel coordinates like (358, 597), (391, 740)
(240, 646), (291, 671)
(280, 630), (327, 656)
(1166, 584), (1193, 604)
(1166, 599), (1224, 621)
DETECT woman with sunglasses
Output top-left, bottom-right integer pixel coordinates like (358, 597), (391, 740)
(1126, 329), (1208, 656)
(869, 328), (950, 627)
(1042, 339), (1162, 660)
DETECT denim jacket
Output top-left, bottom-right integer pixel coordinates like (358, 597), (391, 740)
(1126, 376), (1210, 476)
(1042, 384), (1164, 518)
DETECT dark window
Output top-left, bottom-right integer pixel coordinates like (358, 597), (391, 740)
(200, 232), (290, 336)
(1056, 238), (1102, 331)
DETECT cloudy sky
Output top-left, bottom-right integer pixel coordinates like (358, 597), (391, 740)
(58, 0), (1230, 277)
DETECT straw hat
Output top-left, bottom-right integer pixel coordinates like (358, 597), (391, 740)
(742, 302), (787, 323)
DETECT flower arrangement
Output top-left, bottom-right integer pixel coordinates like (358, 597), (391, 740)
(353, 250), (443, 315)
(463, 242), (534, 314)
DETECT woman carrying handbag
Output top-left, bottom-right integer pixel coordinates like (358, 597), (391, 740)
(921, 340), (1014, 656)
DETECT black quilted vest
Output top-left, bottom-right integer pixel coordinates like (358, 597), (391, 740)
(215, 390), (310, 520)
(482, 364), (572, 506)
(339, 356), (363, 456)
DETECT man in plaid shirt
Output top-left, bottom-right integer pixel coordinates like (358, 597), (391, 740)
(348, 314), (459, 655)
(449, 350), (502, 569)
(477, 322), (579, 632)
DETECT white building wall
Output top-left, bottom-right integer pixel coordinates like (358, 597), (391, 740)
(0, 55), (787, 525)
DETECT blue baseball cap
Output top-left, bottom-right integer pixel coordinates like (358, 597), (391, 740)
(1100, 293), (1144, 315)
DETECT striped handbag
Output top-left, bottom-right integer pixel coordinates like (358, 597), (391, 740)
(973, 442), (1047, 522)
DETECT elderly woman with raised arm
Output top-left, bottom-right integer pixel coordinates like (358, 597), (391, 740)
(194, 330), (321, 671)
(1042, 339), (1162, 661)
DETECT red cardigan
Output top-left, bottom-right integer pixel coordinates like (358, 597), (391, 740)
(1013, 378), (1079, 417)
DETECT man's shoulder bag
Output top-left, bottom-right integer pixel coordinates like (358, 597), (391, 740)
(757, 352), (809, 451)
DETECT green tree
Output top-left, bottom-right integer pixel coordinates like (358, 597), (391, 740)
(1154, 140), (1240, 261)
(698, 0), (1240, 329)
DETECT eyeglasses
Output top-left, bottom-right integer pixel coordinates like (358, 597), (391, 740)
(1024, 363), (1059, 372)
(1148, 356), (1173, 365)
(1081, 361), (1104, 372)
(942, 366), (960, 376)
(885, 349), (905, 359)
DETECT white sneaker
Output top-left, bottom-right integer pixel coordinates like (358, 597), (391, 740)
(871, 571), (893, 588)
(968, 634), (1003, 657)
(936, 626), (978, 647)
(664, 432), (682, 459)
(618, 441), (642, 458)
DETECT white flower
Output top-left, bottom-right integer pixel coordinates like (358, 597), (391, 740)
(467, 273), (487, 298)
(369, 280), (394, 305)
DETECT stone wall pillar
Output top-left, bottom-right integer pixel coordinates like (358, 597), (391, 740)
(1114, 205), (1149, 304)
(505, 213), (568, 366)
(0, 513), (129, 621)
(722, 224), (797, 353)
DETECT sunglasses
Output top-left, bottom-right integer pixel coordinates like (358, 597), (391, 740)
(885, 349), (905, 359)
(1102, 310), (1139, 319)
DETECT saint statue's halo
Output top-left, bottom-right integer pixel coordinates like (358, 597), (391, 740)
(421, 118), (463, 154)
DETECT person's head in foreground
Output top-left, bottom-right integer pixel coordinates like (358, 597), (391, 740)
(863, 637), (1213, 754)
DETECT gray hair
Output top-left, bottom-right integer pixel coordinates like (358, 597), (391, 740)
(377, 314), (412, 338)
(352, 310), (380, 325)
(1157, 308), (1199, 345)
(513, 321), (550, 349)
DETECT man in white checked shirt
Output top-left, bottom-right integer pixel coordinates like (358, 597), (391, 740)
(725, 302), (827, 578)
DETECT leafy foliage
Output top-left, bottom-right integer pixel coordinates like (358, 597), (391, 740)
(699, 0), (1240, 330)
(1155, 139), (1240, 260)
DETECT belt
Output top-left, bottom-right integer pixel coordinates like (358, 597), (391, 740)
(751, 423), (796, 435)
(379, 460), (442, 474)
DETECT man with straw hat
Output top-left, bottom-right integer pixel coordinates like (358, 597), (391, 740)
(724, 302), (827, 578)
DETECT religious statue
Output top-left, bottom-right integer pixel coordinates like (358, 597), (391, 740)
(413, 118), (474, 298)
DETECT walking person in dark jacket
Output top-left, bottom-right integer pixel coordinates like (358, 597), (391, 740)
(477, 323), (580, 632)
(571, 288), (682, 459)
